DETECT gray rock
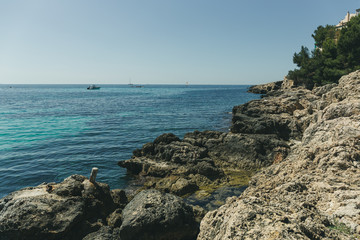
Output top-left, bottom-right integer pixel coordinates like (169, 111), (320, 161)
(82, 226), (121, 240)
(0, 175), (116, 240)
(111, 189), (128, 209)
(231, 88), (318, 140)
(120, 189), (198, 240)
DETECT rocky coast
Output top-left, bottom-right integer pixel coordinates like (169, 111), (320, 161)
(1, 70), (360, 239)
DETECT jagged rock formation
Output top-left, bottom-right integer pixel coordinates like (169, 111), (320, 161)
(120, 189), (198, 240)
(232, 87), (318, 140)
(0, 175), (198, 240)
(248, 80), (283, 94)
(118, 130), (289, 198)
(118, 74), (330, 208)
(248, 77), (295, 95)
(0, 175), (118, 240)
(197, 70), (360, 239)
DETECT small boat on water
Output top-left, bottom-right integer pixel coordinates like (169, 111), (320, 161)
(87, 85), (101, 90)
(129, 84), (144, 88)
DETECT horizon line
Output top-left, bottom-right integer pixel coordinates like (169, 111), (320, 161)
(0, 83), (259, 86)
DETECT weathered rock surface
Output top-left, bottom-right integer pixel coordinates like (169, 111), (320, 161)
(119, 130), (289, 198)
(232, 87), (318, 140)
(248, 80), (283, 94)
(0, 175), (199, 240)
(120, 189), (198, 240)
(197, 71), (360, 239)
(82, 226), (121, 240)
(119, 76), (325, 204)
(0, 175), (117, 240)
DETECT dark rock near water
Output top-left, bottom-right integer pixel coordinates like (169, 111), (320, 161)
(0, 175), (117, 240)
(183, 130), (289, 170)
(119, 129), (289, 197)
(120, 189), (198, 240)
(118, 132), (227, 196)
(232, 88), (318, 140)
(0, 175), (198, 240)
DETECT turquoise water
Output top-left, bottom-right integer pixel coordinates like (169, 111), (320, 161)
(0, 84), (259, 198)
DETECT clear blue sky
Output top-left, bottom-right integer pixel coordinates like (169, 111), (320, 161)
(0, 0), (359, 85)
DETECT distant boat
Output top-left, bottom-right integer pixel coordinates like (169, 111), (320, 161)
(87, 85), (101, 90)
(129, 84), (143, 88)
(128, 78), (143, 88)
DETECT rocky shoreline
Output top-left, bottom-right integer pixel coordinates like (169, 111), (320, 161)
(1, 71), (360, 239)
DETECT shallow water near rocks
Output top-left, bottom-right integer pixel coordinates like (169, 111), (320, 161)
(185, 186), (247, 211)
(0, 84), (259, 198)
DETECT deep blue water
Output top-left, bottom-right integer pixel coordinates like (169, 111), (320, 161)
(0, 84), (259, 198)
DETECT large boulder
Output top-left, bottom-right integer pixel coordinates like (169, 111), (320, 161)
(0, 175), (116, 240)
(119, 189), (198, 240)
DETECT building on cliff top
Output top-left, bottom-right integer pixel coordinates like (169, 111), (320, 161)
(336, 9), (360, 29)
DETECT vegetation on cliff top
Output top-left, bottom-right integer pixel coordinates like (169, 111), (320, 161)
(288, 15), (360, 88)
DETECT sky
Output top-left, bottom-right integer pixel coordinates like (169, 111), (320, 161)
(0, 0), (359, 85)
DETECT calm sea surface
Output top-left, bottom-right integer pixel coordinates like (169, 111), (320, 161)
(0, 84), (259, 198)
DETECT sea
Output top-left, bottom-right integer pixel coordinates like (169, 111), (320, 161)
(0, 84), (259, 198)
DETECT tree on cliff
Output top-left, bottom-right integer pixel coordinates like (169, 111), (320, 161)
(288, 15), (360, 88)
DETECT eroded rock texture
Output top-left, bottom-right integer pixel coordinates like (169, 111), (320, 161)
(0, 175), (117, 240)
(197, 71), (360, 240)
(120, 189), (198, 240)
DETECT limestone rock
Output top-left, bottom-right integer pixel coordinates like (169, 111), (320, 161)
(120, 189), (198, 240)
(248, 81), (283, 94)
(197, 71), (360, 240)
(0, 175), (116, 240)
